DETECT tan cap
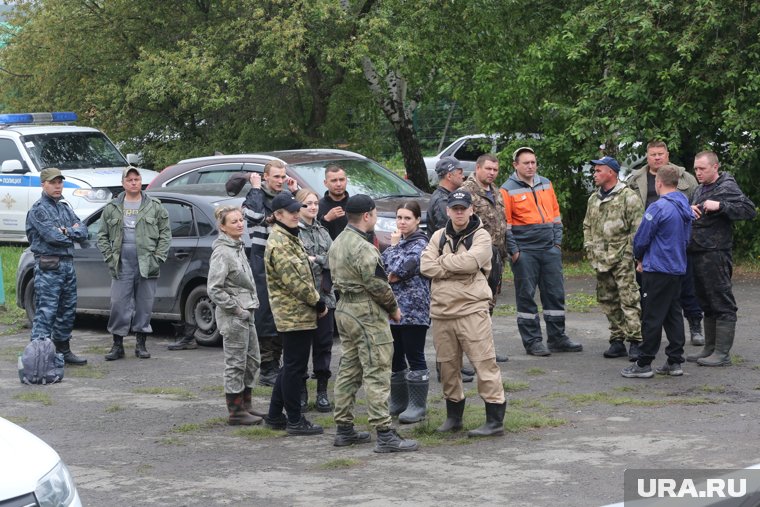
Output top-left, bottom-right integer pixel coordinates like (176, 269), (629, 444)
(512, 146), (535, 162)
(40, 168), (64, 182)
(122, 166), (141, 179)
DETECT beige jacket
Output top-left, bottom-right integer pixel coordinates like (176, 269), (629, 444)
(420, 217), (492, 320)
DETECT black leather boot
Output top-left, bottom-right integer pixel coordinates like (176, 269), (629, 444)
(258, 361), (278, 387)
(135, 333), (151, 359)
(105, 335), (125, 361)
(168, 323), (198, 350)
(315, 376), (332, 413)
(334, 423), (371, 447)
(374, 428), (419, 453)
(54, 340), (87, 365)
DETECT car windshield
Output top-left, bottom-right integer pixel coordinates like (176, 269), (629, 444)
(292, 158), (420, 198)
(22, 132), (128, 170)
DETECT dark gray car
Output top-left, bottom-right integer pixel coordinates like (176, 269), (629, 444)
(15, 186), (243, 346)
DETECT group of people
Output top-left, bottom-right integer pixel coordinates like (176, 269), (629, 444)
(25, 139), (755, 456)
(581, 143), (756, 378)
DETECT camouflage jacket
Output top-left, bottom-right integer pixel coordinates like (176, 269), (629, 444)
(328, 225), (398, 316)
(265, 223), (320, 332)
(460, 174), (508, 259)
(207, 233), (259, 314)
(26, 192), (88, 257)
(583, 181), (644, 272)
(298, 217), (336, 308)
(381, 230), (430, 326)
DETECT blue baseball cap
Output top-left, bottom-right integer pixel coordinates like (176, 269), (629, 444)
(590, 156), (621, 173)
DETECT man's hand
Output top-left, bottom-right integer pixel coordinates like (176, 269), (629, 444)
(390, 308), (402, 322)
(323, 206), (345, 222)
(388, 273), (400, 283)
(390, 230), (401, 246)
(318, 306), (329, 319)
(636, 260), (643, 273)
(286, 176), (298, 193)
(511, 252), (520, 263)
(693, 200), (721, 219)
(249, 173), (262, 189)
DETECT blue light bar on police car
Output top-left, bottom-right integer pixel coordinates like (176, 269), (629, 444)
(0, 112), (78, 124)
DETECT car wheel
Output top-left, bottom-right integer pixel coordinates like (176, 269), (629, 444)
(23, 279), (35, 324)
(184, 284), (222, 347)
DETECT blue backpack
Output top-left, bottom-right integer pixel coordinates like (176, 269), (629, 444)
(18, 338), (65, 385)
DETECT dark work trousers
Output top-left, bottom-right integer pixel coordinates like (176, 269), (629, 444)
(309, 308), (334, 380)
(510, 247), (568, 348)
(391, 324), (428, 372)
(636, 256), (701, 320)
(268, 329), (313, 424)
(679, 255), (702, 319)
(691, 249), (738, 321)
(637, 272), (685, 366)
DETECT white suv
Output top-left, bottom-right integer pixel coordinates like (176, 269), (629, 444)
(0, 112), (157, 242)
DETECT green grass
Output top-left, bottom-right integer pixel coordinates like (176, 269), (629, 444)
(318, 458), (362, 470)
(565, 292), (598, 312)
(0, 246), (26, 330)
(503, 380), (530, 392)
(171, 417), (227, 433)
(133, 387), (196, 400)
(105, 404), (124, 413)
(697, 384), (726, 394)
(731, 354), (745, 366)
(65, 364), (107, 379)
(81, 345), (110, 355)
(233, 426), (284, 440)
(549, 390), (721, 408)
(14, 391), (52, 405)
(525, 367), (546, 376)
(251, 386), (273, 397)
(492, 304), (516, 317)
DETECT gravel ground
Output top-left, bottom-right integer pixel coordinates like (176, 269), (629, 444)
(1, 276), (759, 507)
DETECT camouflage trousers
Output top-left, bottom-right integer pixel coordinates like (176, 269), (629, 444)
(596, 261), (641, 342)
(31, 257), (77, 342)
(333, 298), (394, 430)
(217, 308), (260, 394)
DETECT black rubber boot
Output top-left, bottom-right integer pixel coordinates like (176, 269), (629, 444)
(135, 333), (151, 359)
(374, 428), (419, 453)
(286, 415), (324, 436)
(688, 317), (716, 362)
(687, 315), (705, 346)
(399, 369), (429, 424)
(242, 387), (267, 417)
(168, 323), (198, 350)
(698, 319), (735, 367)
(468, 401), (507, 438)
(334, 424), (371, 447)
(104, 335), (125, 361)
(389, 369), (408, 416)
(226, 393), (261, 426)
(436, 399), (466, 433)
(603, 340), (627, 358)
(315, 377), (332, 413)
(54, 340), (87, 365)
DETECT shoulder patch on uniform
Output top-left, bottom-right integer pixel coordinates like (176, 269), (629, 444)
(644, 212), (653, 221)
(33, 208), (50, 221)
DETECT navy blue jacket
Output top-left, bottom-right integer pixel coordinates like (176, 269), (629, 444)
(633, 191), (692, 275)
(381, 230), (431, 327)
(26, 192), (88, 257)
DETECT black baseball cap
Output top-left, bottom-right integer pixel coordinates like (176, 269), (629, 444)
(345, 194), (376, 213)
(271, 191), (305, 213)
(447, 189), (472, 208)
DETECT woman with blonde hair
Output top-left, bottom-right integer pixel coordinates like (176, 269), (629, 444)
(207, 206), (263, 425)
(295, 188), (336, 413)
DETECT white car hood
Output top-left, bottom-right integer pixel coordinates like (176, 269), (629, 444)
(0, 417), (60, 500)
(61, 167), (158, 189)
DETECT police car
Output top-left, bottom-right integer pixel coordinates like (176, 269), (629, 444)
(0, 112), (158, 242)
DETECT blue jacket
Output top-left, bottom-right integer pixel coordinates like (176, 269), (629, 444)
(26, 192), (88, 257)
(633, 191), (692, 275)
(381, 230), (430, 327)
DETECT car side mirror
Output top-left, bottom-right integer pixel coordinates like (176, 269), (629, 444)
(1, 159), (24, 173)
(126, 153), (142, 165)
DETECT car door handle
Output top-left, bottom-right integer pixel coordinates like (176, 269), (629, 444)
(174, 250), (191, 260)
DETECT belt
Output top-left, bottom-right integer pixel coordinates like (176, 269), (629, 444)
(339, 291), (371, 303)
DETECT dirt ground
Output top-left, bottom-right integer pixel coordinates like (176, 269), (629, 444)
(1, 275), (759, 507)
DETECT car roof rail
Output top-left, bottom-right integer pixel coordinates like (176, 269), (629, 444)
(177, 153), (281, 164)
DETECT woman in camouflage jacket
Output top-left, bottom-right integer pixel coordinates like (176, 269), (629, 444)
(207, 206), (262, 426)
(263, 191), (327, 436)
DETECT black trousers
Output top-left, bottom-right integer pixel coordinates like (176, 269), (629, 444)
(638, 272), (685, 366)
(309, 308), (334, 380)
(691, 249), (738, 321)
(268, 329), (313, 423)
(391, 324), (428, 372)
